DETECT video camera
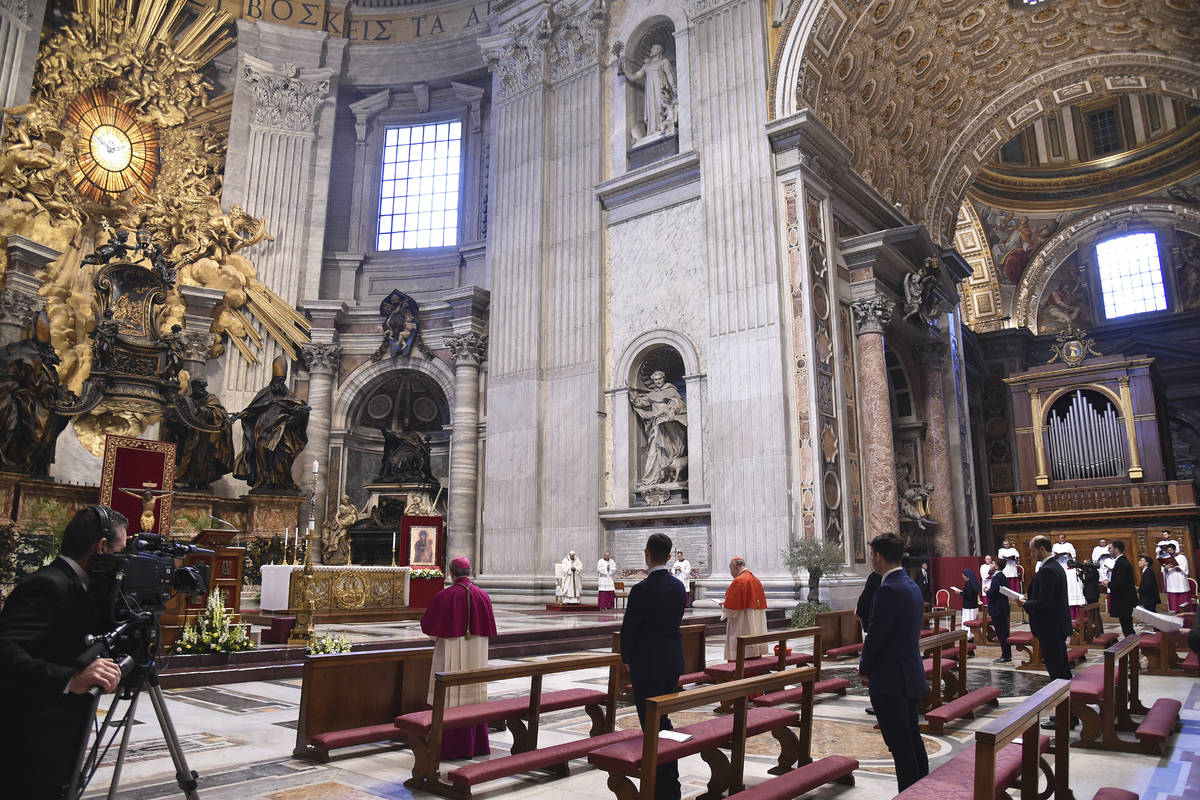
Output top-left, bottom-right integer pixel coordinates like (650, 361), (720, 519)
(87, 533), (212, 628)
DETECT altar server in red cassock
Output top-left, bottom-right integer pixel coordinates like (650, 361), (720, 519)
(721, 557), (768, 661)
(420, 556), (498, 758)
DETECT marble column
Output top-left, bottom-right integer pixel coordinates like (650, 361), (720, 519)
(300, 342), (340, 541)
(0, 0), (46, 129)
(221, 23), (343, 410)
(852, 296), (899, 537)
(445, 332), (487, 564)
(0, 234), (54, 345)
(918, 340), (956, 555)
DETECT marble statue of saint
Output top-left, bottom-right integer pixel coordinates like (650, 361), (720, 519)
(629, 370), (688, 488)
(622, 44), (678, 141)
(321, 495), (358, 565)
(163, 379), (235, 489)
(378, 419), (435, 484)
(0, 313), (70, 479)
(232, 361), (311, 491)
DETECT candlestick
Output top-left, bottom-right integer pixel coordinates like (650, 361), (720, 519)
(391, 530), (397, 567)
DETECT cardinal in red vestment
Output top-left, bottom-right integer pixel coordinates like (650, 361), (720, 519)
(721, 556), (768, 661)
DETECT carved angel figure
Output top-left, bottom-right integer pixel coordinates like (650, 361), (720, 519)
(372, 290), (420, 360)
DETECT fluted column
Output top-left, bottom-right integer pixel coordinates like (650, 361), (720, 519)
(445, 333), (487, 564)
(299, 343), (340, 542)
(221, 23), (344, 410)
(918, 340), (956, 555)
(852, 296), (899, 536)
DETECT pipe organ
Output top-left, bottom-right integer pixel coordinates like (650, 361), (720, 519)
(1047, 389), (1128, 481)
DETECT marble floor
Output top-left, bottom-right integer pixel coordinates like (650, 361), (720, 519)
(78, 610), (1197, 800)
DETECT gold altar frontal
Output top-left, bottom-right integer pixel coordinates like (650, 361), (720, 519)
(283, 565), (414, 623)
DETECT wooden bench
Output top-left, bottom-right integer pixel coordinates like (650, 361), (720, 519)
(963, 604), (995, 643)
(923, 607), (958, 635)
(589, 666), (855, 800)
(1069, 634), (1154, 754)
(722, 755), (859, 799)
(293, 645), (433, 761)
(612, 624), (711, 696)
(919, 628), (1002, 734)
(896, 678), (1074, 800)
(816, 609), (863, 660)
(1070, 603), (1116, 648)
(1139, 628), (1192, 675)
(1008, 631), (1089, 673)
(396, 653), (620, 798)
(733, 628), (851, 708)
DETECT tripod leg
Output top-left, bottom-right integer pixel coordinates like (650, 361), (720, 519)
(65, 689), (107, 800)
(107, 690), (142, 800)
(146, 683), (201, 799)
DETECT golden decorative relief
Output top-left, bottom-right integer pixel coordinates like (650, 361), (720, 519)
(0, 0), (310, 409)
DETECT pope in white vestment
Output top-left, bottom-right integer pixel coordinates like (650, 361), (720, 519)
(559, 551), (584, 604)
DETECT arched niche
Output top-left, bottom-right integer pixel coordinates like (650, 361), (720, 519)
(610, 329), (704, 508)
(611, 6), (692, 173)
(330, 355), (456, 509)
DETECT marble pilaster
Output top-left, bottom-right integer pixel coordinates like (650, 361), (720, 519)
(0, 0), (45, 129)
(852, 296), (899, 537)
(445, 332), (487, 564)
(918, 340), (956, 555)
(221, 23), (344, 410)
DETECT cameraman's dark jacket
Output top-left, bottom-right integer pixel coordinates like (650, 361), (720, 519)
(1075, 561), (1101, 604)
(0, 557), (104, 796)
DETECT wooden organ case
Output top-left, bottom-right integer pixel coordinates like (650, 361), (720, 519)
(990, 344), (1197, 589)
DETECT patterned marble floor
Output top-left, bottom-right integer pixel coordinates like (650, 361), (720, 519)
(78, 611), (1197, 800)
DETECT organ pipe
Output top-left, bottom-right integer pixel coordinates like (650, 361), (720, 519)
(1046, 389), (1129, 481)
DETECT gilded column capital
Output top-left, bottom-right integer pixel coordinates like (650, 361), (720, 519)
(917, 340), (948, 370)
(241, 57), (332, 133)
(444, 332), (488, 366)
(301, 343), (342, 374)
(851, 296), (894, 336)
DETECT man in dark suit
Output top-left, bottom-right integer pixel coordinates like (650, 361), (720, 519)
(859, 533), (928, 792)
(0, 506), (128, 798)
(620, 532), (686, 800)
(1102, 539), (1137, 637)
(1018, 535), (1075, 729)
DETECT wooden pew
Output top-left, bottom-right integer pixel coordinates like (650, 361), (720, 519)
(396, 653), (621, 798)
(293, 645), (433, 762)
(732, 628), (852, 707)
(1008, 630), (1088, 673)
(1070, 634), (1159, 754)
(963, 604), (995, 643)
(923, 607), (958, 633)
(896, 678), (1074, 800)
(815, 609), (863, 660)
(1139, 628), (1192, 675)
(1071, 603), (1117, 649)
(589, 667), (856, 800)
(920, 630), (1002, 733)
(612, 623), (710, 696)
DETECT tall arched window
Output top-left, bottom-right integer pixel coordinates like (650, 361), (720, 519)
(1095, 231), (1167, 320)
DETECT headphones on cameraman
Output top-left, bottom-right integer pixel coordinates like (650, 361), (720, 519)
(92, 505), (114, 545)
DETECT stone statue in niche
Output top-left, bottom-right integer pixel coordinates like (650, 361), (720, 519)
(162, 378), (235, 489)
(616, 41), (678, 145)
(371, 289), (432, 361)
(629, 370), (688, 503)
(901, 257), (941, 328)
(377, 419), (436, 485)
(896, 458), (933, 529)
(232, 357), (311, 492)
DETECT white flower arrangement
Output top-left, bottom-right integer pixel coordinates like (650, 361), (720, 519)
(173, 592), (256, 654)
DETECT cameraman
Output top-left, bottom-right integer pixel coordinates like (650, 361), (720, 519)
(0, 506), (128, 799)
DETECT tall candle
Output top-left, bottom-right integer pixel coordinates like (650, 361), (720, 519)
(312, 459), (319, 475)
(391, 530), (397, 554)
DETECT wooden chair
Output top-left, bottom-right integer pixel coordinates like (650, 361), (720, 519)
(613, 580), (628, 608)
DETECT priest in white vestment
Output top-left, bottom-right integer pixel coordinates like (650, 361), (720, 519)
(721, 557), (768, 661)
(1162, 544), (1191, 612)
(1052, 535), (1085, 621)
(420, 557), (497, 758)
(597, 552), (617, 609)
(998, 539), (1022, 591)
(559, 551), (584, 604)
(670, 550), (692, 606)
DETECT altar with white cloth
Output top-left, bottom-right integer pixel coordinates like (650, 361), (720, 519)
(261, 564), (412, 620)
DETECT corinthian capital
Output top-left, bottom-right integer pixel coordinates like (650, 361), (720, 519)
(301, 343), (342, 374)
(0, 288), (42, 326)
(177, 328), (217, 363)
(548, 0), (608, 79)
(851, 296), (894, 335)
(444, 333), (488, 366)
(481, 20), (550, 100)
(0, 0), (31, 24)
(241, 57), (332, 133)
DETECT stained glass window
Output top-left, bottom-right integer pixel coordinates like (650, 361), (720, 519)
(1096, 232), (1167, 319)
(377, 121), (462, 250)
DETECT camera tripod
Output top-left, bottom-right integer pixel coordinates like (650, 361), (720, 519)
(68, 655), (199, 800)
